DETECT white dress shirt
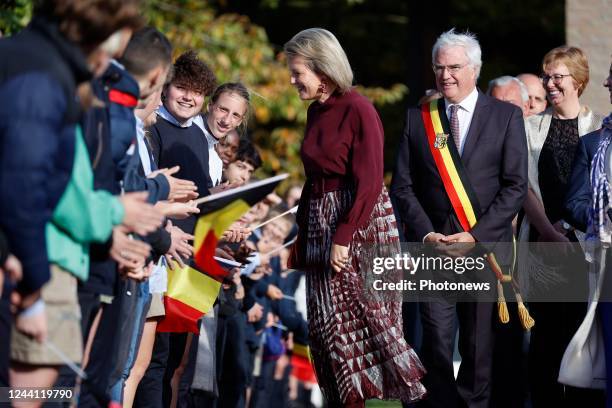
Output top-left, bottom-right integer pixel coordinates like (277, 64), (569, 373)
(444, 87), (479, 156)
(194, 114), (223, 187)
(135, 116), (152, 176)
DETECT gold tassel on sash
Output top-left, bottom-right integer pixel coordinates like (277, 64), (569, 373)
(497, 280), (510, 324)
(514, 290), (535, 330)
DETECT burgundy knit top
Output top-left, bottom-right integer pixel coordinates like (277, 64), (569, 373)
(301, 89), (385, 246)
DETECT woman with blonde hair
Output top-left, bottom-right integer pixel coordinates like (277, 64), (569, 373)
(284, 28), (425, 407)
(520, 45), (604, 407)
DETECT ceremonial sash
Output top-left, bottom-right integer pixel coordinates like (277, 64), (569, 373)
(421, 98), (509, 282)
(421, 98), (480, 231)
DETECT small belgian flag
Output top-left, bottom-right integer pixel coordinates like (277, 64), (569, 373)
(157, 174), (288, 333)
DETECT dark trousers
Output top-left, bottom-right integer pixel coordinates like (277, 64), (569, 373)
(162, 332), (188, 407)
(78, 298), (121, 407)
(135, 332), (169, 408)
(217, 313), (249, 408)
(416, 301), (494, 408)
(600, 302), (612, 408)
(0, 284), (11, 387)
(402, 302), (422, 354)
(177, 332), (199, 408)
(528, 301), (605, 408)
(79, 279), (142, 407)
(490, 302), (528, 408)
(250, 359), (278, 408)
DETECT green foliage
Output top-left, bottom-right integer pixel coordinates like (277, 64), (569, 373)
(0, 0), (408, 185)
(145, 0), (408, 184)
(0, 0), (32, 36)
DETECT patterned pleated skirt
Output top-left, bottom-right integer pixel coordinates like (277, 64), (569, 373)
(303, 185), (426, 405)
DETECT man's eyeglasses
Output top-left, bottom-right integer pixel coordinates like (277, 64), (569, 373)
(540, 74), (572, 85)
(432, 63), (468, 75)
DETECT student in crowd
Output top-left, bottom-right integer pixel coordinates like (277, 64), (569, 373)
(216, 128), (242, 167)
(77, 26), (182, 408)
(222, 138), (262, 186)
(195, 82), (252, 187)
(167, 87), (256, 408)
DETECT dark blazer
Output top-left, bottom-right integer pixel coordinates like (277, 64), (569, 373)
(390, 92), (528, 243)
(564, 130), (603, 232)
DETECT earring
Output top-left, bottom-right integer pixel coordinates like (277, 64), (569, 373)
(318, 83), (327, 94)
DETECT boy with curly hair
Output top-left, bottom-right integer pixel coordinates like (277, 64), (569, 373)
(149, 50), (217, 234)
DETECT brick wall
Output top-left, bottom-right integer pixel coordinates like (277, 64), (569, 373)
(566, 0), (611, 115)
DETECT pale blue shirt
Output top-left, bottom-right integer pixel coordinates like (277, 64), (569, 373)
(157, 105), (196, 128)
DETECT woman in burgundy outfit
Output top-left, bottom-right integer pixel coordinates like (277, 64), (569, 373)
(284, 28), (426, 407)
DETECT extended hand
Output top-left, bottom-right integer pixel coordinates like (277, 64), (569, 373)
(110, 226), (151, 269)
(221, 226), (252, 243)
(247, 303), (264, 322)
(266, 284), (283, 300)
(155, 200), (200, 219)
(150, 166), (198, 202)
(165, 220), (194, 268)
(119, 192), (164, 236)
(210, 182), (241, 195)
(123, 260), (155, 281)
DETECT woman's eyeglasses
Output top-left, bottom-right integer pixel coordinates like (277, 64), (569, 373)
(540, 74), (572, 85)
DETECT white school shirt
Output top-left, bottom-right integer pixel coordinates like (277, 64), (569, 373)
(193, 114), (223, 187)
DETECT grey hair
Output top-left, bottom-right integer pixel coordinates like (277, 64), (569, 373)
(284, 28), (353, 93)
(487, 75), (529, 102)
(432, 28), (482, 78)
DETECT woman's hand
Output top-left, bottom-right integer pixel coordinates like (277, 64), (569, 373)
(330, 243), (349, 273)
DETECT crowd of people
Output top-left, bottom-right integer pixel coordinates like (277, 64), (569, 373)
(1, 1), (612, 408)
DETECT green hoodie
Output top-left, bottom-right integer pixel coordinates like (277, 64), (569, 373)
(46, 125), (124, 280)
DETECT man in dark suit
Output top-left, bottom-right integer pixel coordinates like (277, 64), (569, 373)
(390, 29), (528, 408)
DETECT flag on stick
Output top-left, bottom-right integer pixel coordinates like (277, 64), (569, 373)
(291, 343), (317, 383)
(157, 174), (288, 333)
(156, 260), (221, 333)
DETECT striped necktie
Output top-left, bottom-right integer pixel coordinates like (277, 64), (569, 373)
(449, 104), (461, 154)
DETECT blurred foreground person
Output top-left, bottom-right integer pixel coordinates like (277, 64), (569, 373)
(0, 0), (146, 396)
